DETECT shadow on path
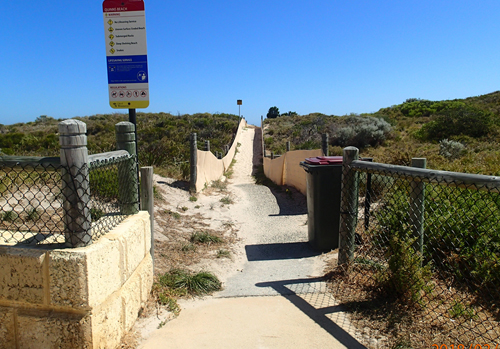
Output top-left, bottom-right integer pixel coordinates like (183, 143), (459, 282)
(256, 278), (367, 349)
(245, 242), (320, 261)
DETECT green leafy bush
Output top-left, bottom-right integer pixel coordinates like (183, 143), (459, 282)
(418, 104), (493, 141)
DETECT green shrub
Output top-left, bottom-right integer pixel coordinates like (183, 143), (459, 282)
(26, 208), (39, 221)
(157, 269), (222, 295)
(373, 181), (500, 298)
(190, 231), (223, 244)
(2, 210), (18, 222)
(418, 104), (493, 141)
(220, 196), (233, 205)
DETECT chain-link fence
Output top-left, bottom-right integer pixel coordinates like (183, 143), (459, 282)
(0, 153), (138, 246)
(330, 151), (500, 348)
(0, 160), (65, 245)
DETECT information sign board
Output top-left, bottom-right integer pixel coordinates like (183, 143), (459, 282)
(103, 0), (149, 109)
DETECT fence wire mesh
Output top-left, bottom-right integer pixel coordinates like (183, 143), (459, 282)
(88, 154), (139, 240)
(0, 154), (138, 246)
(329, 163), (500, 348)
(0, 162), (65, 245)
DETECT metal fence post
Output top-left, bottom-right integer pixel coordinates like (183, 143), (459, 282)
(338, 146), (359, 265)
(410, 158), (426, 255)
(116, 122), (139, 215)
(59, 119), (92, 247)
(322, 134), (329, 156)
(190, 133), (197, 192)
(140, 166), (154, 270)
(286, 141), (291, 152)
(205, 140), (210, 152)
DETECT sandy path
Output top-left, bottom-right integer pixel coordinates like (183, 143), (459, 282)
(137, 126), (364, 349)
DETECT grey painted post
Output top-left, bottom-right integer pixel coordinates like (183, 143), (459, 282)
(140, 166), (154, 270)
(410, 158), (426, 255)
(190, 133), (197, 192)
(286, 141), (291, 152)
(59, 120), (92, 247)
(322, 134), (329, 156)
(116, 122), (139, 214)
(338, 147), (359, 265)
(205, 140), (210, 152)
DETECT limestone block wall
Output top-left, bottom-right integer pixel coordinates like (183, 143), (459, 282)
(195, 118), (247, 192)
(0, 211), (153, 349)
(263, 149), (323, 195)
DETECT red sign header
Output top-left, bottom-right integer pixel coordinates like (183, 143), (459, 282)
(103, 0), (144, 13)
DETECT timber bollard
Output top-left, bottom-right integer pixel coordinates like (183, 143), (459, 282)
(59, 120), (92, 247)
(190, 133), (197, 192)
(338, 146), (359, 265)
(116, 122), (139, 215)
(140, 166), (155, 270)
(410, 158), (426, 256)
(322, 134), (329, 156)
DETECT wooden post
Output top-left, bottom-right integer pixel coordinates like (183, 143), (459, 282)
(410, 158), (426, 255)
(286, 141), (291, 152)
(261, 115), (265, 158)
(190, 133), (197, 192)
(271, 152), (275, 160)
(322, 134), (329, 156)
(338, 147), (359, 265)
(363, 158), (373, 231)
(217, 152), (222, 160)
(116, 122), (139, 214)
(140, 166), (154, 270)
(59, 120), (92, 247)
(205, 140), (210, 152)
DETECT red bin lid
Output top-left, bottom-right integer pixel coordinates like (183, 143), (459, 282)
(304, 156), (343, 165)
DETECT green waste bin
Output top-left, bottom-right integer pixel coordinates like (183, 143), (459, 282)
(300, 156), (343, 251)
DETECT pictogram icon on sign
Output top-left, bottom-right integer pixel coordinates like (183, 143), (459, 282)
(110, 48), (115, 54)
(141, 90), (147, 97)
(126, 91), (132, 97)
(109, 41), (115, 47)
(111, 91), (118, 98)
(108, 27), (114, 32)
(133, 91), (139, 97)
(119, 91), (125, 98)
(109, 34), (114, 40)
(108, 19), (113, 25)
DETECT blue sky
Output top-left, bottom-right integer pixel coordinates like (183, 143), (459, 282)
(2, 1), (499, 126)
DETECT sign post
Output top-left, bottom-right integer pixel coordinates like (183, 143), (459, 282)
(237, 99), (242, 120)
(103, 0), (149, 110)
(103, 0), (148, 205)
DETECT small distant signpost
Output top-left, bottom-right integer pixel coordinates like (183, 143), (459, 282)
(237, 99), (242, 119)
(103, 0), (149, 109)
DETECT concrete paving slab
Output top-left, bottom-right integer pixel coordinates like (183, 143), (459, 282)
(139, 296), (364, 349)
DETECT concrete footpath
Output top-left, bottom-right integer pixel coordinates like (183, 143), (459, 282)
(138, 127), (366, 349)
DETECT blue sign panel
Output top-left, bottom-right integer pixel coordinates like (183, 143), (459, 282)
(107, 55), (148, 84)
